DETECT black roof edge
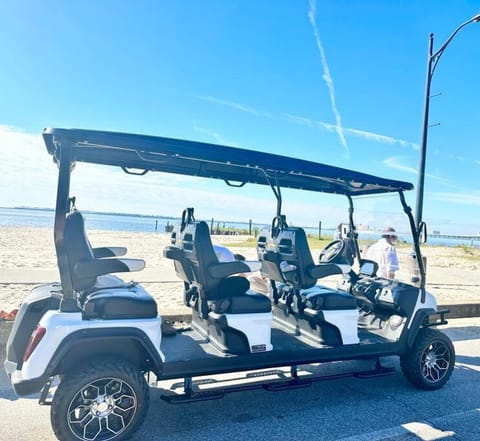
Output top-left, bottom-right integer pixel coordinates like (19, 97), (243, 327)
(42, 128), (414, 196)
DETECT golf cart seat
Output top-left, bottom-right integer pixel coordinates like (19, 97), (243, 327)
(165, 217), (271, 315)
(64, 210), (157, 319)
(164, 208), (272, 354)
(258, 223), (359, 345)
(258, 225), (356, 312)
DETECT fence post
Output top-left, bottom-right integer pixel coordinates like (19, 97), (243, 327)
(249, 219), (252, 235)
(318, 221), (322, 240)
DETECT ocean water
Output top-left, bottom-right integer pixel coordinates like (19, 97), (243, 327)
(0, 207), (268, 235)
(1, 207), (478, 247)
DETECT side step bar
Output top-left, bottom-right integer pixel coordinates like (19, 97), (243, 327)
(160, 361), (395, 404)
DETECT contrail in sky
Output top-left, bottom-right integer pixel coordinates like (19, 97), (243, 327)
(283, 113), (417, 149)
(308, 0), (349, 158)
(198, 95), (418, 150)
(196, 95), (273, 119)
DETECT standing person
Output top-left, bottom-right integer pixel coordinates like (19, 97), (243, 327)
(365, 227), (399, 279)
(333, 223), (343, 240)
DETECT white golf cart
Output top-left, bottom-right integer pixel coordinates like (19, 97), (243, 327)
(4, 128), (454, 441)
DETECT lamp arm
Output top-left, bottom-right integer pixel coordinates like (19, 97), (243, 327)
(431, 17), (478, 76)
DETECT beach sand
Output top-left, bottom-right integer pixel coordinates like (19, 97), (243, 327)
(0, 227), (478, 314)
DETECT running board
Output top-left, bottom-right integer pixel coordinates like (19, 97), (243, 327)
(160, 363), (395, 404)
(355, 364), (395, 378)
(161, 389), (225, 404)
(263, 378), (312, 391)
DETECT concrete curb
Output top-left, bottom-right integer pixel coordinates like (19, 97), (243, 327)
(440, 303), (480, 319)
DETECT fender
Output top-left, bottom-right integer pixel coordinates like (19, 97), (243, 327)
(11, 326), (164, 396)
(406, 308), (437, 348)
(47, 326), (164, 374)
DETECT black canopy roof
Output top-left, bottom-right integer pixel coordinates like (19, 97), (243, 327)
(43, 128), (413, 196)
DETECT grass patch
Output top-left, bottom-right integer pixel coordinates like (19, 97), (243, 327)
(455, 245), (480, 261)
(221, 235), (337, 250)
(221, 237), (258, 247)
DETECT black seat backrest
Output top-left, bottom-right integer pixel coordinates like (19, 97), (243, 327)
(182, 221), (221, 292)
(258, 226), (317, 290)
(257, 230), (285, 284)
(64, 209), (145, 297)
(164, 207), (198, 285)
(165, 208), (251, 303)
(64, 210), (97, 292)
(166, 225), (195, 284)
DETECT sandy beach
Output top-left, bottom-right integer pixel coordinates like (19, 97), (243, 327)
(0, 226), (478, 314)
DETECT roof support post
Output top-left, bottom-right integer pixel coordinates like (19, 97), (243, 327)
(399, 191), (426, 301)
(346, 195), (362, 262)
(53, 142), (78, 312)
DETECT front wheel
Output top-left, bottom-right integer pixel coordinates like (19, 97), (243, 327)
(400, 328), (455, 390)
(51, 358), (149, 441)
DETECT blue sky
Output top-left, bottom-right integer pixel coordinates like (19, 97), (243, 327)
(0, 0), (479, 234)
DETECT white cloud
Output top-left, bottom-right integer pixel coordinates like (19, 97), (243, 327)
(383, 156), (418, 175)
(430, 191), (480, 206)
(308, 0), (349, 158)
(192, 125), (239, 147)
(0, 125), (57, 208)
(383, 156), (449, 184)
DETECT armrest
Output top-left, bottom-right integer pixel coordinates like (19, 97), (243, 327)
(308, 263), (343, 279)
(208, 261), (250, 279)
(163, 246), (184, 260)
(92, 247), (127, 258)
(262, 250), (279, 263)
(74, 258), (145, 279)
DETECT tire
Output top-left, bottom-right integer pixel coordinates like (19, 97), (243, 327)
(51, 358), (149, 441)
(400, 328), (455, 390)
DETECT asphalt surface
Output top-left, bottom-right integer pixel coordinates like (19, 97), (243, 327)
(1, 318), (479, 441)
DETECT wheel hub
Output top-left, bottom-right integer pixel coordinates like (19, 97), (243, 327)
(421, 340), (451, 384)
(90, 394), (115, 418)
(66, 377), (139, 441)
(425, 352), (437, 368)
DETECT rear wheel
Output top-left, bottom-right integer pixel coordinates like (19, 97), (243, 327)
(51, 358), (149, 441)
(400, 328), (455, 390)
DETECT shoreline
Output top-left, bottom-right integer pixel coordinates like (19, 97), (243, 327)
(2, 207), (480, 246)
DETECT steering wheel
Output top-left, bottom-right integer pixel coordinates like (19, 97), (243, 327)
(318, 239), (345, 263)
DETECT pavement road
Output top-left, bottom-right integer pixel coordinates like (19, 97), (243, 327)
(1, 318), (479, 441)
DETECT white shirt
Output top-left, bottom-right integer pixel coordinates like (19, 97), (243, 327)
(365, 238), (399, 279)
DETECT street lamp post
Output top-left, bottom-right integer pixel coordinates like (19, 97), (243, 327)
(414, 13), (480, 232)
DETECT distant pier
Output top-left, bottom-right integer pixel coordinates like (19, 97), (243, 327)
(430, 234), (480, 241)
